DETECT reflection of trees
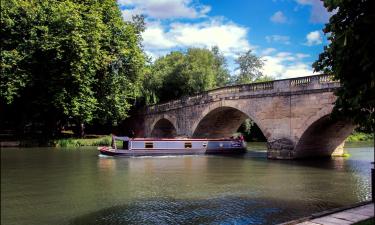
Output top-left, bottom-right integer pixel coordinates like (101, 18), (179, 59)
(98, 158), (117, 173)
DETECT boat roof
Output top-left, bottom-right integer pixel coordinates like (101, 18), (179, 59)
(130, 138), (237, 141)
(113, 136), (241, 142)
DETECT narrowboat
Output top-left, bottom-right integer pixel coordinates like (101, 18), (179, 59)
(98, 136), (246, 156)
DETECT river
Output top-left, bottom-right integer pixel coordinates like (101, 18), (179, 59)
(1, 142), (373, 225)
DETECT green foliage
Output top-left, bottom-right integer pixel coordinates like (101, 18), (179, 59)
(1, 0), (145, 136)
(234, 50), (265, 84)
(313, 0), (375, 132)
(54, 135), (111, 147)
(254, 75), (274, 83)
(237, 119), (267, 142)
(142, 47), (230, 104)
(346, 132), (374, 142)
(211, 46), (231, 87)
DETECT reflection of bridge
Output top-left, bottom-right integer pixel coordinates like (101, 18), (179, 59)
(138, 74), (354, 159)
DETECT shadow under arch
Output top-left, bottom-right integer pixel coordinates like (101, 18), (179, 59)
(294, 115), (355, 158)
(192, 106), (267, 139)
(150, 118), (177, 138)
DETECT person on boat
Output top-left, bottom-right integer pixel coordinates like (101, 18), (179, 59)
(111, 134), (115, 148)
(238, 135), (244, 141)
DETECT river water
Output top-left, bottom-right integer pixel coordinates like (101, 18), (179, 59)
(1, 142), (373, 225)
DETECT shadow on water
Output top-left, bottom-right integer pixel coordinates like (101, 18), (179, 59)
(69, 195), (339, 225)
(68, 194), (346, 225)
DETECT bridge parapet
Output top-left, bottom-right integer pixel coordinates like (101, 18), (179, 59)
(146, 74), (339, 114)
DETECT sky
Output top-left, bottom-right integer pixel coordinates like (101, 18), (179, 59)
(118, 0), (331, 79)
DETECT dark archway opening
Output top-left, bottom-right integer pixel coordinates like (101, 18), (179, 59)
(151, 119), (177, 138)
(294, 115), (355, 158)
(192, 107), (266, 141)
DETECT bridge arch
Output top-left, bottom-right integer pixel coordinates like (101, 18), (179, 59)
(150, 117), (177, 138)
(294, 114), (355, 158)
(191, 104), (268, 139)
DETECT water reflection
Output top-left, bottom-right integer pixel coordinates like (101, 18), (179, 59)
(98, 156), (118, 172)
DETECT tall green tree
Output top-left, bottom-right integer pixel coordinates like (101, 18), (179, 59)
(0, 0), (145, 137)
(211, 46), (231, 87)
(142, 47), (230, 104)
(313, 0), (375, 132)
(234, 50), (265, 84)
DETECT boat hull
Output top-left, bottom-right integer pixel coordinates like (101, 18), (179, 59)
(99, 147), (206, 157)
(99, 147), (245, 157)
(98, 138), (246, 157)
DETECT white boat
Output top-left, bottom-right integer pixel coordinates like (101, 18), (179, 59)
(98, 136), (246, 156)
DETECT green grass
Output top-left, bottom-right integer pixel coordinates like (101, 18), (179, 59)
(52, 131), (373, 148)
(352, 217), (374, 225)
(54, 135), (112, 147)
(346, 132), (374, 142)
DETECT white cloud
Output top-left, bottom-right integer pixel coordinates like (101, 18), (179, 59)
(261, 48), (277, 55)
(295, 0), (330, 23)
(119, 0), (211, 20)
(119, 0), (316, 79)
(305, 30), (322, 46)
(296, 53), (310, 59)
(142, 24), (177, 50)
(142, 18), (252, 59)
(270, 11), (287, 23)
(261, 51), (315, 78)
(265, 35), (291, 45)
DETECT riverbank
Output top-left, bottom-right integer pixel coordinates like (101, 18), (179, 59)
(346, 132), (374, 142)
(53, 135), (111, 147)
(0, 132), (373, 148)
(33, 132), (375, 148)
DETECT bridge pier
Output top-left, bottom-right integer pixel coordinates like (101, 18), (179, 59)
(267, 139), (347, 160)
(267, 138), (296, 159)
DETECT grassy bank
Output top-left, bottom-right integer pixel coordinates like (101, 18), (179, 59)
(346, 132), (374, 142)
(50, 132), (373, 148)
(54, 135), (111, 147)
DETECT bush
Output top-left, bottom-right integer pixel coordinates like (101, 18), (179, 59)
(346, 132), (374, 142)
(54, 136), (111, 147)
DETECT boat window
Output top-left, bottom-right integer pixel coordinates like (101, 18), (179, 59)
(184, 142), (192, 148)
(145, 142), (153, 148)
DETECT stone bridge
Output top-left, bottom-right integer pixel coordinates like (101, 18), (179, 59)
(138, 74), (354, 159)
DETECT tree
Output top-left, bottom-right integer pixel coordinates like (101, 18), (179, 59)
(234, 50), (265, 84)
(313, 0), (375, 132)
(150, 51), (188, 103)
(142, 47), (230, 104)
(0, 0), (145, 137)
(211, 46), (231, 87)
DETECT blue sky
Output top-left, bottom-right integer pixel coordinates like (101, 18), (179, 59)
(118, 0), (330, 78)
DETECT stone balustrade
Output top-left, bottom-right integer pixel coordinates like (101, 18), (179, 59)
(146, 74), (339, 114)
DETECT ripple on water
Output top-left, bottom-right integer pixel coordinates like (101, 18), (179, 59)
(69, 196), (283, 225)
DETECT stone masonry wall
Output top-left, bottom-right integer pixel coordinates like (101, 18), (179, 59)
(141, 75), (353, 159)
